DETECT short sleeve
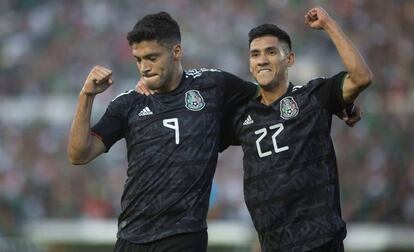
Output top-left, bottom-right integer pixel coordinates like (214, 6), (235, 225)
(313, 71), (348, 114)
(217, 71), (256, 151)
(219, 115), (240, 152)
(91, 99), (126, 152)
(221, 71), (258, 112)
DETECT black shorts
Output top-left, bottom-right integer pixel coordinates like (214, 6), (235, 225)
(113, 230), (208, 252)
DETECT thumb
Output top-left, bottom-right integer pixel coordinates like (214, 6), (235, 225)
(337, 111), (348, 121)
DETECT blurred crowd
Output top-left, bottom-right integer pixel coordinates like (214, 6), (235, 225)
(1, 0), (414, 236)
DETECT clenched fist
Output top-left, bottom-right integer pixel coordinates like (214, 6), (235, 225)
(82, 65), (114, 95)
(304, 6), (334, 30)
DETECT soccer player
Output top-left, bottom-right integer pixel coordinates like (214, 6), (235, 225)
(67, 12), (257, 252)
(225, 7), (373, 252)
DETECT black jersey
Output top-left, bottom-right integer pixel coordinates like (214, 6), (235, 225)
(229, 72), (348, 251)
(91, 68), (256, 243)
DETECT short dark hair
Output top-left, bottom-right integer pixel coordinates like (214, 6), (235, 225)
(248, 24), (292, 51)
(127, 11), (181, 47)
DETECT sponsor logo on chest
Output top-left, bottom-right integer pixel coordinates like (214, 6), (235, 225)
(280, 96), (299, 120)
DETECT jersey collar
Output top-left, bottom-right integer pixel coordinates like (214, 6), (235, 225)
(250, 83), (294, 109)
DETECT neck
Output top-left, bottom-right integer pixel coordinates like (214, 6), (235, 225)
(260, 81), (289, 105)
(169, 64), (183, 91)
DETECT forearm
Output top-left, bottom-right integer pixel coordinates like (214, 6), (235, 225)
(68, 91), (96, 164)
(324, 21), (373, 86)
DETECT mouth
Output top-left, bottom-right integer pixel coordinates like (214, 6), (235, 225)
(258, 69), (272, 73)
(143, 74), (158, 79)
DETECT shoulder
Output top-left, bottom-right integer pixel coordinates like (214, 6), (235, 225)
(108, 89), (139, 110)
(299, 72), (347, 95)
(184, 68), (243, 82)
(306, 72), (347, 89)
(289, 77), (326, 95)
(184, 68), (232, 89)
(306, 76), (327, 88)
(111, 89), (136, 102)
(184, 68), (223, 79)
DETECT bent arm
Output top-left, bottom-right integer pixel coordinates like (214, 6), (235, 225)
(68, 91), (106, 165)
(324, 21), (373, 103)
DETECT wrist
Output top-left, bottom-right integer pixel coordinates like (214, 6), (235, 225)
(80, 88), (96, 98)
(323, 19), (338, 33)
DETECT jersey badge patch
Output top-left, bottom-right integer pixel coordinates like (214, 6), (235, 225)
(280, 96), (299, 120)
(185, 90), (205, 111)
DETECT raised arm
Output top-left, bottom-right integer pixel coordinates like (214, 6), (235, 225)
(305, 6), (373, 104)
(68, 65), (113, 165)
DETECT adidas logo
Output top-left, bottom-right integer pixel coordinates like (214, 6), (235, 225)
(243, 115), (254, 125)
(138, 106), (153, 116)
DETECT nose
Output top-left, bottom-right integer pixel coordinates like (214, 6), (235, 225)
(257, 54), (269, 66)
(139, 61), (151, 75)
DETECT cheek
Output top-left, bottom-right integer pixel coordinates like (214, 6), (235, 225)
(249, 60), (256, 73)
(159, 58), (171, 74)
(279, 60), (289, 72)
(154, 63), (165, 74)
(272, 58), (284, 72)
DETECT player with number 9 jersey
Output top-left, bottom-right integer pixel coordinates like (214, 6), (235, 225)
(91, 68), (257, 243)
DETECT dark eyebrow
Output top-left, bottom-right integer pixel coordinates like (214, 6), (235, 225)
(133, 52), (160, 60)
(144, 53), (160, 59)
(250, 46), (279, 53)
(265, 46), (279, 51)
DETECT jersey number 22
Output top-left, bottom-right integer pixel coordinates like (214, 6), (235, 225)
(255, 123), (289, 158)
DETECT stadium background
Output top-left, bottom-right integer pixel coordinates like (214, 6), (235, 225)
(0, 0), (413, 251)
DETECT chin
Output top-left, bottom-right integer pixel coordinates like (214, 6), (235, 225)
(255, 75), (273, 85)
(146, 82), (162, 90)
(257, 79), (273, 87)
(258, 81), (278, 90)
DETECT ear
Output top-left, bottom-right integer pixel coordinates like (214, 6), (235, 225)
(287, 52), (295, 67)
(172, 44), (182, 60)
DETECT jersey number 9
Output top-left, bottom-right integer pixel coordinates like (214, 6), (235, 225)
(163, 118), (180, 145)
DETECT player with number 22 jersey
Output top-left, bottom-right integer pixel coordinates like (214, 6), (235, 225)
(229, 72), (347, 250)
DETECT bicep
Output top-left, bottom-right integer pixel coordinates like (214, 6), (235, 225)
(91, 103), (126, 152)
(85, 134), (107, 161)
(314, 72), (348, 114)
(342, 74), (362, 104)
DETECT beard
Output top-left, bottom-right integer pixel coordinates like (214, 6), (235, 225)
(143, 75), (163, 90)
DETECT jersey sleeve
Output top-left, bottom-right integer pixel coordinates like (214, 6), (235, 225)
(219, 115), (241, 152)
(91, 98), (127, 152)
(313, 71), (348, 114)
(218, 71), (256, 151)
(221, 71), (258, 112)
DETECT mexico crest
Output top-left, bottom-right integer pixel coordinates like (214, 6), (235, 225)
(185, 90), (205, 111)
(280, 96), (299, 120)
